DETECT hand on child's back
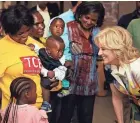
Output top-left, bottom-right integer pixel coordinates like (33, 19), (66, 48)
(27, 43), (35, 51)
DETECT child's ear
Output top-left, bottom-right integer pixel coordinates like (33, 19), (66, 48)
(25, 91), (30, 98)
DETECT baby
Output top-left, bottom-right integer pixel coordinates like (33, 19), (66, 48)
(28, 36), (72, 113)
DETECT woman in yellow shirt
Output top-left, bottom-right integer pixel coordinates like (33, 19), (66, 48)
(0, 5), (44, 110)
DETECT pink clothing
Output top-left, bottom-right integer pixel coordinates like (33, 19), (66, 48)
(1, 104), (48, 123)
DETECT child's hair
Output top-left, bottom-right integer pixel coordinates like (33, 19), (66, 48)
(50, 17), (65, 27)
(2, 77), (34, 123)
(45, 35), (64, 47)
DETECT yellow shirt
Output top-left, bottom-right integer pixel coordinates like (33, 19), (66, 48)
(0, 35), (44, 110)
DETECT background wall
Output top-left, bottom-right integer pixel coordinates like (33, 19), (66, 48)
(0, 1), (136, 26)
(27, 1), (136, 27)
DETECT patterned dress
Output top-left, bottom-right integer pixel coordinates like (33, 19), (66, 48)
(67, 21), (100, 96)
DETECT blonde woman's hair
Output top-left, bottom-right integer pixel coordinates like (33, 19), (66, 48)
(94, 26), (140, 64)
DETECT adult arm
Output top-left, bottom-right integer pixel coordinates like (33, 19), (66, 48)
(71, 1), (82, 13)
(110, 83), (124, 123)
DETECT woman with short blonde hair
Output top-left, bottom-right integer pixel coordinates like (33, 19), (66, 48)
(95, 26), (140, 123)
(95, 26), (140, 64)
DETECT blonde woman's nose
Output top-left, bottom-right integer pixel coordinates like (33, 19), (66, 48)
(98, 48), (103, 56)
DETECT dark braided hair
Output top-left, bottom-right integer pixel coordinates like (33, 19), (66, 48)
(2, 77), (34, 123)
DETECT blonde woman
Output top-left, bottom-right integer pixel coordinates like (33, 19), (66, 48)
(95, 26), (140, 123)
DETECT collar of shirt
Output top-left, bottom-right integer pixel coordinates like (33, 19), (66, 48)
(111, 64), (126, 77)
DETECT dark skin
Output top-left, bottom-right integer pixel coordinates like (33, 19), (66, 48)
(17, 82), (37, 105)
(9, 25), (31, 44)
(79, 12), (98, 38)
(31, 12), (45, 39)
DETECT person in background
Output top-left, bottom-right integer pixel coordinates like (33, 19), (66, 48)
(118, 1), (140, 29)
(29, 9), (46, 44)
(127, 18), (140, 51)
(2, 1), (12, 9)
(1, 77), (48, 123)
(47, 2), (60, 19)
(58, 2), (105, 123)
(30, 2), (50, 38)
(95, 26), (140, 123)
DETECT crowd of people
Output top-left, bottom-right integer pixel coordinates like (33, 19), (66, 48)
(0, 1), (140, 123)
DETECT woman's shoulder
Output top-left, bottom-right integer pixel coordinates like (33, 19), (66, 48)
(21, 105), (47, 118)
(26, 36), (45, 48)
(130, 57), (140, 68)
(130, 57), (140, 73)
(67, 20), (78, 27)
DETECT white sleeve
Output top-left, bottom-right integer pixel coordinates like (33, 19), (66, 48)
(53, 66), (67, 81)
(34, 44), (41, 55)
(41, 66), (48, 77)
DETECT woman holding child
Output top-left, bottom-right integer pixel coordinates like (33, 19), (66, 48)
(0, 5), (44, 110)
(0, 5), (51, 112)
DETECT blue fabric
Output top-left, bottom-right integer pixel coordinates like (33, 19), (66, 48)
(59, 9), (74, 61)
(91, 27), (100, 81)
(62, 79), (70, 88)
(59, 10), (75, 88)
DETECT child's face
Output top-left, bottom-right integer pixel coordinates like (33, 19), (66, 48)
(27, 82), (37, 104)
(47, 41), (65, 60)
(50, 20), (64, 37)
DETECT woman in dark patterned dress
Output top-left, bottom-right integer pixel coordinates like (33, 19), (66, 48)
(58, 2), (105, 123)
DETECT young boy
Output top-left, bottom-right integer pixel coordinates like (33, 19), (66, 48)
(28, 36), (72, 112)
(49, 18), (71, 97)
